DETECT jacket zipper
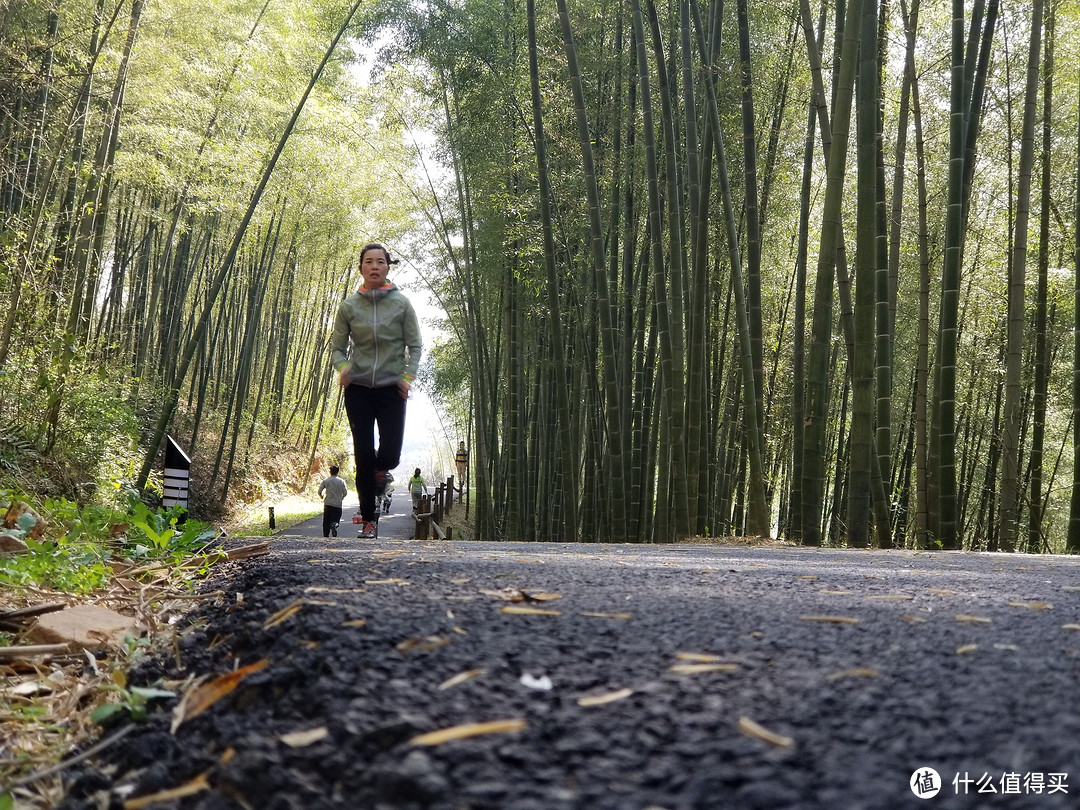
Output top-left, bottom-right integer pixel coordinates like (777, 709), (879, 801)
(370, 296), (380, 386)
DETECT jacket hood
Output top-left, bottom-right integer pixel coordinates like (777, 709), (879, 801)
(357, 282), (398, 301)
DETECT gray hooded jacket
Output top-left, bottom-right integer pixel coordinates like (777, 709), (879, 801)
(330, 283), (422, 388)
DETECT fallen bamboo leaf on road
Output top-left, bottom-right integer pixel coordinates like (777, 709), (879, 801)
(675, 652), (722, 662)
(396, 635), (450, 652)
(866, 594), (913, 601)
(669, 663), (739, 675)
(1007, 601), (1052, 610)
(438, 669), (485, 690)
(499, 606), (562, 616)
(827, 667), (880, 680)
(738, 716), (794, 748)
(279, 726), (329, 747)
(578, 688), (633, 707)
(479, 588), (562, 603)
(799, 616), (861, 625)
(264, 599), (305, 629)
(124, 771), (210, 809)
(171, 659), (269, 733)
(579, 611), (632, 620)
(955, 615), (992, 624)
(410, 718), (527, 746)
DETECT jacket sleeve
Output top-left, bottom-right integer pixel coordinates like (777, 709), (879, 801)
(401, 298), (422, 381)
(330, 300), (351, 372)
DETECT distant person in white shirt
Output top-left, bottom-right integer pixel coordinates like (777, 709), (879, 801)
(318, 465), (348, 538)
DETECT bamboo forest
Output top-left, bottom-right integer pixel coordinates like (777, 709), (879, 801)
(3, 0), (1080, 553)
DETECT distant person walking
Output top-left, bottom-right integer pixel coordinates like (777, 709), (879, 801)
(331, 243), (422, 539)
(318, 465), (348, 538)
(408, 468), (427, 513)
(455, 441), (468, 495)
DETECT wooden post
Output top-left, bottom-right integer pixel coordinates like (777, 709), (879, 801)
(415, 495), (431, 540)
(446, 476), (455, 515)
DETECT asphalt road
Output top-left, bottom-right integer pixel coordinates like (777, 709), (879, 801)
(57, 538), (1080, 810)
(288, 495), (418, 541)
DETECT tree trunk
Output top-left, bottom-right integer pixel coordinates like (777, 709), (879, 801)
(996, 0), (1042, 553)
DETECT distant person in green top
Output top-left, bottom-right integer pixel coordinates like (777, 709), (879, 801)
(408, 468), (427, 513)
(330, 243), (422, 539)
(318, 465), (348, 538)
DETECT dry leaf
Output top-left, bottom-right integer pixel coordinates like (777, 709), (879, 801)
(827, 667), (880, 680)
(737, 716), (794, 748)
(1062, 624), (1080, 631)
(866, 594), (913, 601)
(819, 590), (854, 595)
(438, 669), (485, 690)
(1007, 601), (1052, 610)
(901, 615), (928, 623)
(341, 619), (367, 627)
(955, 614), (992, 624)
(479, 588), (562, 603)
(479, 588), (527, 602)
(675, 652), (722, 662)
(171, 659), (269, 733)
(396, 635), (450, 652)
(578, 688), (633, 707)
(365, 578), (407, 585)
(796, 576), (818, 580)
(1062, 586), (1080, 592)
(799, 615), (861, 624)
(410, 718), (527, 746)
(124, 772), (210, 809)
(956, 644), (979, 655)
(580, 611), (632, 620)
(499, 606), (562, 616)
(279, 726), (329, 747)
(264, 599), (305, 629)
(928, 589), (957, 595)
(669, 663), (738, 675)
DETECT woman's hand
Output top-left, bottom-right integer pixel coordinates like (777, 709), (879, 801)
(397, 378), (412, 399)
(338, 366), (350, 387)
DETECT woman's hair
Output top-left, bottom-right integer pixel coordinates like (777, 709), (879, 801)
(359, 243), (398, 265)
(414, 468), (421, 476)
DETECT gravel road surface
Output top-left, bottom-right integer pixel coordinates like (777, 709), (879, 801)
(57, 518), (1080, 810)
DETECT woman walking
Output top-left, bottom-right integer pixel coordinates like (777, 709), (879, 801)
(331, 243), (422, 538)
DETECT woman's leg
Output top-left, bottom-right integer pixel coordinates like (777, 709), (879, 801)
(344, 385), (378, 522)
(374, 385), (408, 474)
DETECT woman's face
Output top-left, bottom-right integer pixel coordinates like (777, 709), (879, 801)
(360, 248), (390, 289)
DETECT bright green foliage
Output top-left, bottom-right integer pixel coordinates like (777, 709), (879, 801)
(0, 489), (220, 594)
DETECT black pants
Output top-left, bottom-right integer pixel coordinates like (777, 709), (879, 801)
(322, 505), (342, 537)
(344, 384), (407, 522)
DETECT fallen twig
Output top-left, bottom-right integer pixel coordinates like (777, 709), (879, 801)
(0, 643), (70, 661)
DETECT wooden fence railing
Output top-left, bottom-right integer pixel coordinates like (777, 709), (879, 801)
(413, 475), (457, 540)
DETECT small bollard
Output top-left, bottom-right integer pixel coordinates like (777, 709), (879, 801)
(269, 506), (276, 530)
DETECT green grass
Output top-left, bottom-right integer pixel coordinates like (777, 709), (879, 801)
(224, 495), (321, 537)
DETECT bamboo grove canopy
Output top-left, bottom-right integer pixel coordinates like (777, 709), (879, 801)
(2, 0), (1080, 552)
